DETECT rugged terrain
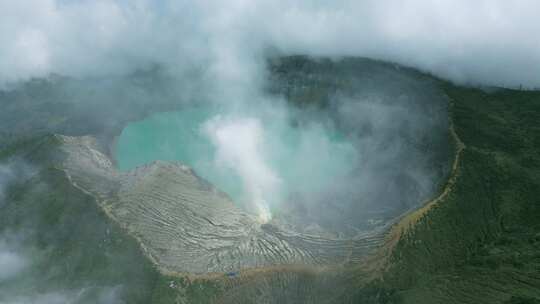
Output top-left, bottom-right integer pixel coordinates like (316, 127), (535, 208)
(0, 57), (538, 303)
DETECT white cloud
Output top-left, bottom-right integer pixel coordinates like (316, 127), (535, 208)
(1, 0), (539, 87)
(0, 286), (125, 304)
(203, 115), (278, 222)
(0, 242), (27, 282)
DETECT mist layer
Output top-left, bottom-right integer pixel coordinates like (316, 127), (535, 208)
(116, 103), (357, 221)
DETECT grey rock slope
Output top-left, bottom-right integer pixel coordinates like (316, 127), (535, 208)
(56, 135), (383, 275)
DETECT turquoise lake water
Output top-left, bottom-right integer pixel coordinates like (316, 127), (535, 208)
(116, 105), (357, 208)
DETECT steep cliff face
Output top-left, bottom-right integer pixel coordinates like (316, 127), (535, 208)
(267, 56), (451, 230)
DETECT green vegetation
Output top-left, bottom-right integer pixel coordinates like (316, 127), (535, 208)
(353, 85), (540, 303)
(0, 165), (163, 302)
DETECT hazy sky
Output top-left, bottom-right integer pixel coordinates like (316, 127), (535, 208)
(1, 0), (540, 88)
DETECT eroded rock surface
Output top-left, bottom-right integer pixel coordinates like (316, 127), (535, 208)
(56, 135), (384, 275)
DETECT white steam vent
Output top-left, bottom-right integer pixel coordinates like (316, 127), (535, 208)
(203, 116), (279, 223)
